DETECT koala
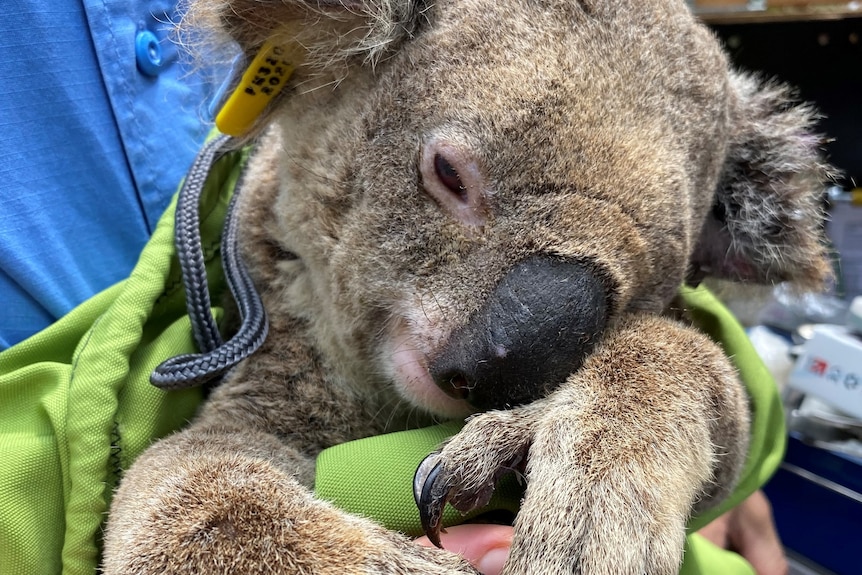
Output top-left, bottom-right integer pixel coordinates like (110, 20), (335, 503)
(103, 0), (830, 573)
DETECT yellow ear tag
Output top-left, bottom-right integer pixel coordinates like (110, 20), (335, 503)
(216, 41), (301, 137)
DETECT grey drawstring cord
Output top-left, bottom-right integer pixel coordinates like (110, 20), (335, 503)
(151, 135), (269, 389)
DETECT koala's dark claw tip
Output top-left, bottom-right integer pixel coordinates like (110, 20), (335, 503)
(414, 454), (450, 548)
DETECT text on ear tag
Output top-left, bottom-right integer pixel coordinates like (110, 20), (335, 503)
(216, 41), (301, 137)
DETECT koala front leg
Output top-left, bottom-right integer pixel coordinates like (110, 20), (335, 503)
(417, 313), (750, 575)
(103, 424), (478, 575)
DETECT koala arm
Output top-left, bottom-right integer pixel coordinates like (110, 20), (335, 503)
(103, 331), (478, 575)
(419, 312), (750, 575)
(103, 426), (482, 574)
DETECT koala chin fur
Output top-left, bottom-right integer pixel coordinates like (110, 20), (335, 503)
(103, 1), (831, 574)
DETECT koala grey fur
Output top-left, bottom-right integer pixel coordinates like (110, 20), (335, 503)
(103, 1), (830, 573)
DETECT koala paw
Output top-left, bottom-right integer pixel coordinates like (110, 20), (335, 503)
(414, 410), (536, 547)
(415, 406), (692, 574)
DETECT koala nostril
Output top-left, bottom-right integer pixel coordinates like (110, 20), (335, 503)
(420, 138), (489, 227)
(437, 370), (472, 400)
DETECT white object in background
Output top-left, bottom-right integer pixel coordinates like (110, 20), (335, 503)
(746, 325), (795, 391)
(789, 322), (862, 420)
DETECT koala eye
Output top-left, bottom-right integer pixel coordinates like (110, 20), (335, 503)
(433, 154), (467, 201)
(420, 139), (489, 228)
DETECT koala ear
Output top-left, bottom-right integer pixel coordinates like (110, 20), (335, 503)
(688, 72), (832, 291)
(184, 0), (427, 65)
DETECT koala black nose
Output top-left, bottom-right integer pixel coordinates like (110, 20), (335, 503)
(429, 256), (610, 411)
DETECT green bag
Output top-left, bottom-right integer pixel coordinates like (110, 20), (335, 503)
(0, 140), (784, 575)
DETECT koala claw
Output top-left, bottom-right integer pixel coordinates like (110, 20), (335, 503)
(414, 453), (449, 548)
(415, 416), (530, 546)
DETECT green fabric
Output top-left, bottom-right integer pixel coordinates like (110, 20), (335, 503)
(680, 534), (756, 575)
(0, 137), (783, 575)
(677, 286), (787, 533)
(0, 145), (247, 575)
(315, 422), (523, 536)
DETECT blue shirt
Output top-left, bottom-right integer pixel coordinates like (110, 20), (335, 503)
(0, 0), (221, 348)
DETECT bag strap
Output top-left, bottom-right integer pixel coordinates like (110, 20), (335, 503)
(150, 135), (269, 389)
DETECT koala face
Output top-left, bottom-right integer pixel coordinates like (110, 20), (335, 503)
(211, 0), (828, 418)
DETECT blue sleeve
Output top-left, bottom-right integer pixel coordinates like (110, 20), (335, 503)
(0, 0), (221, 349)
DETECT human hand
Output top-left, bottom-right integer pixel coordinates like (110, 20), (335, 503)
(698, 490), (788, 575)
(415, 524), (513, 575)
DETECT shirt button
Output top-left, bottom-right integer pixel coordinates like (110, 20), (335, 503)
(135, 30), (163, 76)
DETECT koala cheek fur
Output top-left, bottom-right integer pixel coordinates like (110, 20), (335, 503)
(103, 1), (833, 574)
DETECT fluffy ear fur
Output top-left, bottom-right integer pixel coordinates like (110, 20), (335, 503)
(689, 72), (832, 290)
(182, 0), (427, 66)
(181, 0), (428, 136)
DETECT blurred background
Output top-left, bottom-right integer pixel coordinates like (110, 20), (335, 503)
(690, 3), (861, 574)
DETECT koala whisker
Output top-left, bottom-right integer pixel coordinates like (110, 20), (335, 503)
(295, 74), (347, 96)
(366, 377), (433, 432)
(422, 287), (451, 326)
(286, 158), (343, 185)
(416, 294), (435, 325)
(374, 392), (409, 430)
(388, 352), (426, 370)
